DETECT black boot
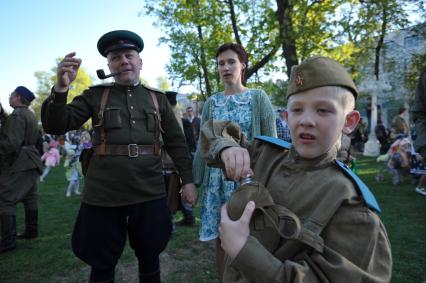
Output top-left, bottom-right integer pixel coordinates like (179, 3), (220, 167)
(0, 215), (17, 253)
(17, 209), (38, 240)
(139, 270), (161, 283)
(175, 206), (195, 227)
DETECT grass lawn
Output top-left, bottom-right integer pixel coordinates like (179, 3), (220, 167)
(0, 155), (425, 282)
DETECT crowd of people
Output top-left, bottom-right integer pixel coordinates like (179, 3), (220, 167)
(0, 28), (425, 283)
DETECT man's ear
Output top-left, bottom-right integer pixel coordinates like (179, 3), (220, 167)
(139, 57), (143, 70)
(342, 110), (360, 134)
(284, 110), (288, 122)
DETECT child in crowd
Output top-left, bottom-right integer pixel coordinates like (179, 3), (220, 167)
(387, 137), (411, 185)
(200, 56), (392, 282)
(40, 140), (61, 182)
(64, 149), (82, 197)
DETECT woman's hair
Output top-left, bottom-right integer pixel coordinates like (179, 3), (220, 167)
(215, 43), (248, 82)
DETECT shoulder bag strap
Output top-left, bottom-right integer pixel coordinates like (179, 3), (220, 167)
(148, 91), (165, 134)
(97, 87), (111, 155)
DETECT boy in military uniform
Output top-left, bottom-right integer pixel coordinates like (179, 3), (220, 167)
(200, 56), (392, 282)
(41, 30), (197, 283)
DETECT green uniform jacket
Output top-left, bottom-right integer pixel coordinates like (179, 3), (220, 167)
(412, 71), (426, 158)
(41, 83), (193, 206)
(200, 120), (392, 283)
(0, 106), (43, 173)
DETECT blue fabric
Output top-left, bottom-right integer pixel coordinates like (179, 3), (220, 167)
(199, 91), (254, 241)
(335, 160), (381, 213)
(255, 135), (292, 150)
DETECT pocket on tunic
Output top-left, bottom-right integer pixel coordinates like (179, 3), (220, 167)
(103, 107), (122, 129)
(145, 110), (158, 132)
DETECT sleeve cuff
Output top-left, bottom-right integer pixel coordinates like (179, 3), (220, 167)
(51, 87), (68, 103)
(230, 236), (282, 282)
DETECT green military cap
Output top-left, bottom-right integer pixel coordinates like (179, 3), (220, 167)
(287, 56), (358, 99)
(97, 30), (144, 57)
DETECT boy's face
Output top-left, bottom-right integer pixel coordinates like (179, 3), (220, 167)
(285, 87), (359, 159)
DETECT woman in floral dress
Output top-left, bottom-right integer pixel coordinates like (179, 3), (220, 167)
(192, 43), (276, 279)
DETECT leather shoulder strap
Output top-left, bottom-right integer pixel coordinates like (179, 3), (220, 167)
(97, 87), (111, 155)
(148, 91), (165, 133)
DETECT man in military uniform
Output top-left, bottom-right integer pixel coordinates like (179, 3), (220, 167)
(199, 57), (392, 282)
(0, 86), (43, 253)
(41, 30), (197, 283)
(0, 102), (7, 128)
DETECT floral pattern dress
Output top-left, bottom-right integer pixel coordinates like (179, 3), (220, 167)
(199, 90), (254, 241)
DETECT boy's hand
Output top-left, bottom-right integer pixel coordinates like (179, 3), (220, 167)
(220, 147), (253, 181)
(219, 201), (255, 260)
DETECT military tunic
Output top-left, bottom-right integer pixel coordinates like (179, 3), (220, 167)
(201, 120), (392, 283)
(0, 106), (43, 215)
(41, 83), (193, 207)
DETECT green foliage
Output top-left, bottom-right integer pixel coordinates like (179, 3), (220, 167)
(143, 0), (423, 105)
(156, 76), (171, 91)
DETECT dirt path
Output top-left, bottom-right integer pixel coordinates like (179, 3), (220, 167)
(51, 235), (217, 282)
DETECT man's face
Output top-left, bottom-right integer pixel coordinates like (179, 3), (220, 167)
(107, 49), (142, 85)
(186, 107), (193, 117)
(9, 92), (19, 108)
(286, 88), (349, 159)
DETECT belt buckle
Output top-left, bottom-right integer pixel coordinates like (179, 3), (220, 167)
(128, 144), (139, 158)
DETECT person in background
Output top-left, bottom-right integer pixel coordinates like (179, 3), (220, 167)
(183, 106), (200, 153)
(164, 91), (196, 227)
(192, 42), (276, 280)
(391, 107), (409, 140)
(0, 102), (8, 129)
(411, 70), (426, 196)
(64, 149), (82, 197)
(200, 56), (392, 282)
(0, 86), (43, 252)
(375, 119), (390, 154)
(275, 108), (291, 142)
(41, 30), (197, 283)
(39, 140), (61, 182)
(0, 102), (8, 171)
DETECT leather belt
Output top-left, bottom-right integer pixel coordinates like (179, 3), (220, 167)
(94, 144), (160, 157)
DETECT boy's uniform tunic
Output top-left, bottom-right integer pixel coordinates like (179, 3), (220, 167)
(201, 120), (392, 283)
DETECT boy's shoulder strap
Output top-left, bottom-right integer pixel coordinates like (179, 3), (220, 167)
(254, 135), (292, 150)
(335, 160), (381, 214)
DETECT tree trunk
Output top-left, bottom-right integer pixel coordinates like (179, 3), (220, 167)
(197, 24), (212, 97)
(375, 3), (388, 80)
(226, 0), (242, 46)
(276, 0), (299, 78)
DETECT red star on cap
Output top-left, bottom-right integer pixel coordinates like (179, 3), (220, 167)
(295, 74), (303, 86)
